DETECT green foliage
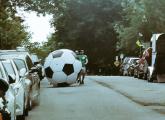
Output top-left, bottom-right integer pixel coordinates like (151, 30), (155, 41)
(2, 0), (165, 73)
(0, 0), (30, 49)
(26, 42), (48, 60)
(115, 0), (165, 54)
(47, 0), (123, 69)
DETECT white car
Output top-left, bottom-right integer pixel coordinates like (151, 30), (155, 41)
(13, 55), (40, 106)
(0, 79), (11, 120)
(31, 53), (45, 80)
(0, 61), (16, 120)
(0, 54), (40, 107)
(1, 59), (29, 120)
(147, 33), (165, 82)
(122, 57), (139, 76)
(0, 50), (40, 106)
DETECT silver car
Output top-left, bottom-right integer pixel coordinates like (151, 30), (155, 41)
(0, 78), (11, 120)
(1, 59), (29, 120)
(0, 61), (16, 120)
(0, 54), (40, 107)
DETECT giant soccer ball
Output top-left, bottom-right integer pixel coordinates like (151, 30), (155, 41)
(44, 49), (82, 86)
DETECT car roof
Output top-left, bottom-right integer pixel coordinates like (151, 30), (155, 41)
(129, 57), (139, 60)
(128, 58), (139, 63)
(31, 54), (39, 63)
(0, 50), (29, 55)
(0, 54), (27, 60)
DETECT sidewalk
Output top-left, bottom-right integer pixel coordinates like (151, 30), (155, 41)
(87, 76), (165, 106)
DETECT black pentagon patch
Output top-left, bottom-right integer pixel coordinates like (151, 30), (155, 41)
(62, 64), (74, 75)
(52, 51), (63, 58)
(45, 67), (54, 78)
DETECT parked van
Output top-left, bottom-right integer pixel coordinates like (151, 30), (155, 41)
(147, 33), (165, 82)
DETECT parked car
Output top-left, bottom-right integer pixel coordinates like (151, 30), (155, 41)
(147, 33), (165, 82)
(127, 58), (140, 76)
(31, 53), (45, 80)
(0, 79), (11, 120)
(0, 53), (40, 108)
(0, 48), (43, 81)
(133, 60), (140, 78)
(1, 59), (29, 120)
(120, 57), (131, 76)
(121, 57), (139, 76)
(0, 61), (16, 120)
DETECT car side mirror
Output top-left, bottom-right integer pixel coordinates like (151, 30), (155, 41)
(30, 67), (38, 73)
(8, 74), (16, 84)
(34, 59), (42, 65)
(34, 62), (39, 65)
(39, 59), (42, 63)
(20, 68), (26, 77)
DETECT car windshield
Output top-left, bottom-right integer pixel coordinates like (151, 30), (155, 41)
(130, 59), (139, 64)
(2, 61), (16, 76)
(123, 58), (130, 64)
(13, 59), (27, 72)
(31, 54), (39, 63)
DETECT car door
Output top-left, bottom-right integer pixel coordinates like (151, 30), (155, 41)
(12, 58), (32, 111)
(2, 60), (25, 117)
(25, 56), (40, 105)
(0, 61), (16, 120)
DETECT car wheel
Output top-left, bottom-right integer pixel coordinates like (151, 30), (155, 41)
(137, 72), (142, 79)
(27, 98), (32, 111)
(147, 70), (153, 82)
(16, 107), (26, 120)
(35, 94), (40, 106)
(32, 92), (40, 106)
(25, 108), (28, 116)
(134, 70), (137, 78)
(143, 73), (147, 80)
(76, 78), (81, 85)
(128, 71), (130, 76)
(24, 98), (29, 116)
(16, 114), (25, 120)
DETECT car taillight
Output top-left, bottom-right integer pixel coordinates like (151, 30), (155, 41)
(0, 113), (2, 120)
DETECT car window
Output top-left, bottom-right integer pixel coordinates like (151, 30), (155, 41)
(2, 61), (16, 76)
(132, 59), (139, 64)
(31, 54), (39, 63)
(13, 59), (27, 72)
(123, 58), (130, 64)
(26, 56), (33, 70)
(0, 66), (4, 78)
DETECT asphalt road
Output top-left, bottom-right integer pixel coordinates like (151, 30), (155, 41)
(27, 76), (165, 120)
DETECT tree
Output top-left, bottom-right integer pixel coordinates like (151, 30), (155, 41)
(115, 0), (165, 55)
(46, 0), (123, 73)
(0, 0), (30, 49)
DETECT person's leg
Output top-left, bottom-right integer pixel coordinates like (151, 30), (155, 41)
(81, 67), (86, 84)
(76, 72), (81, 83)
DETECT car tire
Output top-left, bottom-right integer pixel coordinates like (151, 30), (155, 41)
(24, 99), (29, 116)
(143, 73), (147, 80)
(35, 94), (40, 106)
(16, 107), (26, 120)
(137, 72), (142, 79)
(134, 70), (137, 78)
(32, 93), (40, 106)
(16, 115), (25, 120)
(27, 98), (32, 111)
(147, 70), (153, 82)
